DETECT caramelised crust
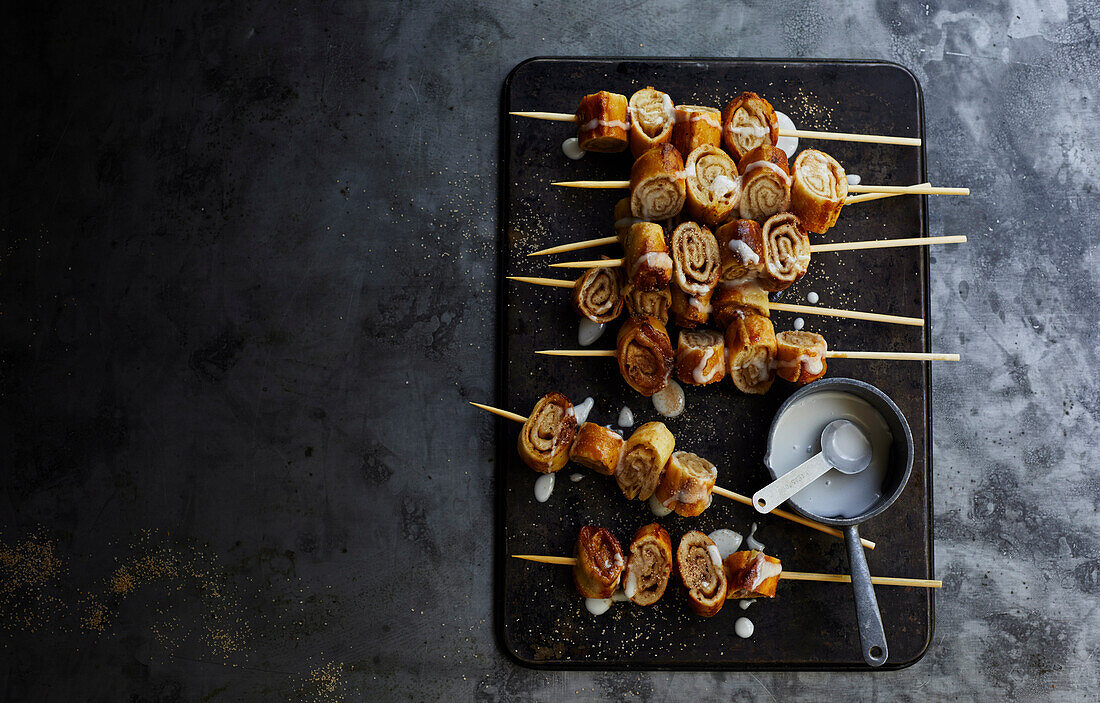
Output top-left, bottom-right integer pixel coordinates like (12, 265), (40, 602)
(628, 87), (676, 157)
(623, 222), (673, 293)
(616, 315), (675, 397)
(669, 285), (713, 329)
(736, 143), (789, 174)
(675, 531), (728, 617)
(758, 212), (811, 292)
(684, 145), (740, 228)
(713, 219), (765, 283)
(655, 451), (718, 516)
(669, 222), (721, 296)
(622, 523), (674, 606)
(571, 266), (623, 323)
(790, 149), (848, 234)
(575, 91), (630, 153)
(672, 105), (723, 156)
(721, 92), (779, 161)
(675, 329), (726, 386)
(737, 144), (792, 222)
(569, 422), (624, 476)
(573, 526), (624, 598)
(711, 280), (770, 330)
(725, 314), (777, 395)
(517, 392), (577, 474)
(615, 421), (675, 501)
(622, 282), (671, 324)
(630, 144), (687, 221)
(723, 550), (783, 599)
(775, 330), (828, 385)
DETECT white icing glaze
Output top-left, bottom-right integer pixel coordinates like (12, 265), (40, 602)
(611, 588), (630, 602)
(741, 159), (792, 184)
(806, 291), (819, 304)
(614, 216), (645, 230)
(752, 557), (783, 589)
(846, 173), (861, 186)
(633, 252), (673, 276)
(534, 474), (555, 503)
(582, 118), (630, 132)
(623, 569), (638, 599)
(709, 174), (739, 199)
(726, 124), (769, 137)
(775, 111), (798, 158)
(570, 472), (585, 483)
(573, 397), (594, 424)
(692, 346), (720, 384)
(617, 406), (634, 428)
(687, 296), (712, 315)
(706, 544), (723, 567)
(793, 317), (805, 331)
(578, 319), (607, 347)
(651, 380), (685, 418)
(734, 617), (755, 638)
(707, 529), (744, 560)
(745, 522), (765, 552)
(585, 597), (613, 615)
(648, 492), (674, 517)
(739, 598), (756, 610)
(728, 239), (760, 265)
(562, 137), (585, 160)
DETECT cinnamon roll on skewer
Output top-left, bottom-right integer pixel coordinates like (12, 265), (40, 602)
(622, 282), (672, 324)
(569, 422), (624, 476)
(684, 145), (740, 228)
(622, 523), (674, 606)
(713, 219), (765, 283)
(737, 145), (792, 222)
(517, 392), (578, 473)
(669, 286), (713, 329)
(575, 91), (630, 153)
(775, 330), (828, 385)
(623, 222), (673, 292)
(675, 531), (728, 617)
(790, 149), (848, 234)
(628, 87), (676, 157)
(711, 280), (770, 330)
(725, 314), (778, 395)
(571, 265), (623, 323)
(616, 315), (675, 397)
(721, 91), (779, 162)
(669, 222), (721, 297)
(672, 105), (723, 156)
(724, 550), (783, 599)
(573, 526), (625, 599)
(674, 329), (726, 386)
(615, 421), (675, 501)
(630, 143), (687, 220)
(758, 212), (811, 292)
(655, 451), (718, 517)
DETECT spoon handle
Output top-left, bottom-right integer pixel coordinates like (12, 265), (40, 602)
(752, 452), (832, 513)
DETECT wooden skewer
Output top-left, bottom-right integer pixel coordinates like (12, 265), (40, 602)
(506, 276), (576, 288)
(529, 236), (620, 256)
(536, 349), (960, 361)
(471, 402), (875, 549)
(844, 182), (929, 205)
(510, 555), (940, 588)
(551, 180), (968, 196)
(509, 112), (922, 147)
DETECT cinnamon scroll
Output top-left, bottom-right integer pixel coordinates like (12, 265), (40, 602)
(622, 523), (674, 606)
(675, 329), (726, 386)
(713, 219), (764, 283)
(758, 212), (811, 292)
(575, 91), (630, 153)
(615, 421), (675, 501)
(572, 266), (623, 323)
(675, 531), (728, 616)
(623, 222), (673, 292)
(630, 144), (687, 221)
(737, 145), (791, 222)
(721, 92), (779, 161)
(570, 422), (624, 476)
(724, 550), (783, 599)
(775, 331), (828, 385)
(790, 149), (847, 234)
(616, 316), (675, 397)
(655, 451), (717, 517)
(711, 280), (769, 330)
(669, 222), (721, 296)
(622, 283), (671, 324)
(517, 392), (577, 473)
(573, 526), (624, 599)
(628, 87), (676, 157)
(725, 314), (777, 395)
(669, 286), (713, 329)
(684, 145), (740, 227)
(673, 105), (723, 156)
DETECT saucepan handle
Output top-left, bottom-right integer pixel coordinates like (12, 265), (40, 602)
(845, 524), (888, 667)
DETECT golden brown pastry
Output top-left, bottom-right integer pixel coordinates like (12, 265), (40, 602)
(710, 280), (770, 330)
(628, 87), (676, 157)
(616, 316), (675, 397)
(655, 451), (718, 516)
(672, 105), (723, 156)
(675, 531), (728, 617)
(622, 523), (674, 606)
(573, 526), (624, 598)
(790, 148), (848, 234)
(669, 286), (713, 329)
(622, 282), (672, 324)
(572, 266), (623, 323)
(569, 422), (624, 476)
(623, 222), (673, 292)
(723, 550), (783, 599)
(517, 392), (577, 473)
(775, 330), (828, 385)
(630, 144), (687, 221)
(725, 314), (777, 395)
(713, 218), (765, 283)
(675, 329), (726, 386)
(615, 421), (675, 501)
(684, 145), (740, 228)
(669, 221), (721, 296)
(758, 212), (811, 292)
(575, 91), (630, 153)
(721, 91), (779, 161)
(737, 144), (792, 222)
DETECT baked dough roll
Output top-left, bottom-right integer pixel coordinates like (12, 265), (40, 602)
(569, 422), (624, 476)
(655, 451), (718, 516)
(711, 280), (769, 330)
(669, 222), (721, 296)
(758, 212), (811, 292)
(723, 550), (783, 599)
(725, 314), (777, 395)
(737, 145), (792, 222)
(572, 266), (623, 323)
(713, 218), (765, 283)
(669, 286), (713, 329)
(684, 145), (741, 228)
(622, 282), (671, 324)
(573, 526), (624, 599)
(630, 144), (687, 221)
(673, 105), (723, 156)
(623, 222), (673, 292)
(775, 330), (828, 385)
(613, 197), (643, 243)
(790, 148), (848, 234)
(575, 91), (630, 153)
(675, 329), (726, 386)
(628, 87), (676, 157)
(622, 523), (674, 606)
(721, 91), (779, 161)
(517, 392), (578, 473)
(675, 531), (728, 617)
(615, 421), (675, 501)
(616, 315), (675, 397)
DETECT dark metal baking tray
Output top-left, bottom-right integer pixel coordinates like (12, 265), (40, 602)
(494, 57), (933, 670)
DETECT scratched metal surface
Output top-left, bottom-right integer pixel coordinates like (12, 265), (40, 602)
(499, 58), (932, 669)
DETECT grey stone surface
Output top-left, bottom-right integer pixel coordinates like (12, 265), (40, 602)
(1, 0), (1097, 700)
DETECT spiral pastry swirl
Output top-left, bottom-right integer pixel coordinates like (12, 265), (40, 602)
(737, 145), (791, 222)
(615, 421), (675, 501)
(721, 91), (779, 161)
(655, 451), (718, 517)
(573, 526), (624, 599)
(571, 266), (623, 323)
(725, 314), (777, 395)
(759, 212), (811, 292)
(672, 105), (723, 157)
(790, 149), (848, 234)
(684, 145), (740, 228)
(517, 392), (577, 474)
(675, 329), (726, 386)
(628, 87), (676, 157)
(622, 282), (671, 324)
(775, 330), (828, 385)
(630, 144), (687, 221)
(714, 219), (765, 282)
(676, 531), (728, 617)
(669, 222), (721, 296)
(575, 91), (630, 153)
(616, 315), (675, 397)
(622, 523), (674, 606)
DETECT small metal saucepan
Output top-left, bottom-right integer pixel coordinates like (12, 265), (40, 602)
(763, 378), (914, 667)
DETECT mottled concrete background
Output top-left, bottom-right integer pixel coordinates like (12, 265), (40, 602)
(1, 0), (1097, 700)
